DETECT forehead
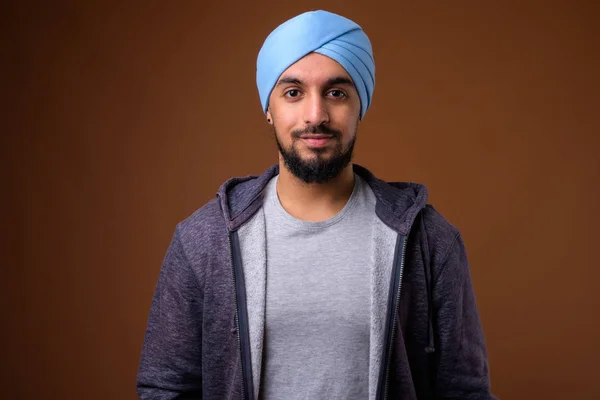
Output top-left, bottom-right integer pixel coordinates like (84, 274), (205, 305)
(277, 52), (353, 85)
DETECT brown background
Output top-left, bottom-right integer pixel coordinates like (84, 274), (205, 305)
(3, 0), (599, 399)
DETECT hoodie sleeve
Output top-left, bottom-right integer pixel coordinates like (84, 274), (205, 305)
(432, 233), (497, 400)
(136, 226), (204, 399)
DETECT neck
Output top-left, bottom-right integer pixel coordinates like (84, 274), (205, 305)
(276, 159), (355, 222)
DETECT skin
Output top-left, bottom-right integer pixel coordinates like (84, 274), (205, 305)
(266, 52), (362, 222)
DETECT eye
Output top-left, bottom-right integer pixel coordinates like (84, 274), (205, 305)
(284, 89), (301, 98)
(327, 89), (347, 99)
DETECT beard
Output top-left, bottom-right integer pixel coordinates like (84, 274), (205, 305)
(273, 123), (357, 184)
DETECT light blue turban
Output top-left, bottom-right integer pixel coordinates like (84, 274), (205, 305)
(256, 10), (375, 119)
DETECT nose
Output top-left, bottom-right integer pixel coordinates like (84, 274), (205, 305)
(303, 93), (329, 126)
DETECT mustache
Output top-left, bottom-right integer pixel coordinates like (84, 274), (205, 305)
(291, 124), (342, 138)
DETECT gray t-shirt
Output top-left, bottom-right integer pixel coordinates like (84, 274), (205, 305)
(260, 173), (377, 400)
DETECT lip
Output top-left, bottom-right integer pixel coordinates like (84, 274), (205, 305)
(300, 135), (334, 148)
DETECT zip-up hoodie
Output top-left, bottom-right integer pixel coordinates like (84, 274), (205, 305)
(136, 164), (497, 400)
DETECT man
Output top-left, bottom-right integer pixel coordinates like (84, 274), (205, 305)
(137, 10), (496, 400)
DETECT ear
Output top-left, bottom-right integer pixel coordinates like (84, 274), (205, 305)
(266, 108), (273, 124)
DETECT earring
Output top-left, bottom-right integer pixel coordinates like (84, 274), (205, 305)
(267, 118), (271, 123)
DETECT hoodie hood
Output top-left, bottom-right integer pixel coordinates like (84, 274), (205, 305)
(216, 164), (428, 235)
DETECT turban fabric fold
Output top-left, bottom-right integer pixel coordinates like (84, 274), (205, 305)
(256, 10), (375, 119)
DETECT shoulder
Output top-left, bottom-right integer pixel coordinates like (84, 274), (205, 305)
(415, 204), (462, 266)
(421, 204), (460, 242)
(179, 197), (223, 232)
(174, 197), (227, 255)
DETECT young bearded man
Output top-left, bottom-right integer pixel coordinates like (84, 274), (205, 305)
(137, 10), (497, 400)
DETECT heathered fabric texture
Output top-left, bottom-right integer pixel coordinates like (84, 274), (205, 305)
(259, 174), (376, 399)
(136, 164), (498, 400)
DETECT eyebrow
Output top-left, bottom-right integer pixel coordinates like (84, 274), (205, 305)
(275, 76), (355, 88)
(276, 77), (302, 87)
(325, 77), (354, 87)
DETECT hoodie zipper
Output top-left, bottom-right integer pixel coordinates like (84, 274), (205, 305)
(229, 231), (255, 400)
(227, 233), (245, 400)
(377, 235), (408, 400)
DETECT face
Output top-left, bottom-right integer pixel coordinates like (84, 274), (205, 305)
(267, 53), (361, 183)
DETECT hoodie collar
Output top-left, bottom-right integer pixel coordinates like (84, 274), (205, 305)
(217, 164), (428, 235)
